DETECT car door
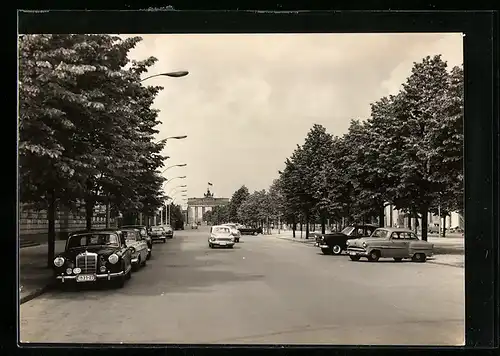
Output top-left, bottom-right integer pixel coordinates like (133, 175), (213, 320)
(137, 232), (148, 261)
(119, 233), (132, 270)
(387, 232), (409, 257)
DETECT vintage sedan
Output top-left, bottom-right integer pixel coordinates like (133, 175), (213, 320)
(315, 224), (378, 255)
(121, 225), (152, 259)
(208, 225), (235, 248)
(149, 226), (167, 243)
(163, 224), (174, 239)
(346, 227), (434, 262)
(53, 229), (132, 288)
(122, 228), (148, 271)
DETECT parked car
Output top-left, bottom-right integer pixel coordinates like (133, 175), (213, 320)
(122, 228), (148, 271)
(163, 224), (174, 239)
(238, 226), (263, 235)
(208, 225), (235, 248)
(148, 226), (167, 243)
(346, 227), (434, 262)
(191, 223), (198, 229)
(121, 225), (152, 259)
(315, 224), (378, 255)
(222, 223), (241, 242)
(52, 229), (132, 288)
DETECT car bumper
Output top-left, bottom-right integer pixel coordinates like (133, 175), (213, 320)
(150, 235), (165, 240)
(210, 241), (235, 247)
(56, 271), (125, 283)
(316, 243), (330, 248)
(346, 249), (369, 257)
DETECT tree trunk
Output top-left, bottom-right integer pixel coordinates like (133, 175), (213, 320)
(105, 199), (110, 228)
(300, 217), (303, 238)
(85, 198), (94, 230)
(378, 205), (385, 228)
(389, 205), (393, 227)
(407, 212), (412, 229)
(305, 213), (310, 239)
(321, 215), (326, 234)
(442, 216), (447, 237)
(421, 206), (429, 241)
(292, 216), (296, 238)
(47, 189), (56, 268)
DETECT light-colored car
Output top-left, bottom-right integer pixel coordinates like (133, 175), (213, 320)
(208, 225), (235, 248)
(149, 226), (166, 243)
(191, 223), (198, 229)
(346, 227), (434, 262)
(222, 223), (242, 242)
(121, 229), (149, 270)
(162, 225), (174, 239)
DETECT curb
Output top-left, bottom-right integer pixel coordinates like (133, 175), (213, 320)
(427, 260), (464, 268)
(20, 282), (55, 305)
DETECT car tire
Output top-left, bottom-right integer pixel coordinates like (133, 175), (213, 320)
(349, 255), (360, 261)
(163, 239), (167, 243)
(141, 256), (147, 267)
(235, 238), (239, 243)
(209, 243), (213, 248)
(321, 248), (332, 255)
(253, 232), (257, 236)
(332, 245), (342, 255)
(367, 250), (380, 262)
(393, 257), (403, 262)
(228, 245), (234, 249)
(412, 253), (426, 262)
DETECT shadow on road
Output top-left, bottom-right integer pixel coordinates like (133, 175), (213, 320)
(44, 235), (265, 299)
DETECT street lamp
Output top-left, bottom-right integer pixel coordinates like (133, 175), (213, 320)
(168, 185), (187, 196)
(161, 163), (187, 174)
(140, 71), (189, 83)
(165, 176), (187, 185)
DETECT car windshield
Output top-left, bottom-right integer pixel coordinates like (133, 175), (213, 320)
(371, 229), (389, 238)
(67, 233), (119, 249)
(341, 227), (355, 235)
(122, 230), (137, 240)
(213, 227), (230, 234)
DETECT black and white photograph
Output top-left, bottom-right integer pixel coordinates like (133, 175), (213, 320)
(18, 32), (466, 345)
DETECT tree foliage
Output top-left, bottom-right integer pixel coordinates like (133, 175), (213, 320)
(227, 185), (250, 222)
(19, 34), (167, 265)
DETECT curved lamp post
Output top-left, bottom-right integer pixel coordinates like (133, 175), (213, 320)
(165, 176), (186, 186)
(161, 163), (187, 174)
(168, 184), (187, 197)
(140, 71), (189, 83)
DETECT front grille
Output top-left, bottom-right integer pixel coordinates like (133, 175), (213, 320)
(217, 237), (232, 242)
(76, 252), (98, 274)
(347, 247), (366, 252)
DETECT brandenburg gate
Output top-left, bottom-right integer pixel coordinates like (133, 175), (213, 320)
(187, 188), (229, 224)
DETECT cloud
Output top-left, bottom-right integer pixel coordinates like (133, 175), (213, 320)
(121, 33), (463, 202)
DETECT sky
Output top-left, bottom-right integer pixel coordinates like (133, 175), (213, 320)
(121, 33), (463, 208)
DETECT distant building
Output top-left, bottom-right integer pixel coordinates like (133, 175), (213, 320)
(186, 188), (229, 224)
(383, 203), (464, 231)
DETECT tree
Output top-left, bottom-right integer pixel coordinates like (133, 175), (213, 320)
(169, 203), (185, 230)
(387, 55), (458, 240)
(227, 185), (250, 222)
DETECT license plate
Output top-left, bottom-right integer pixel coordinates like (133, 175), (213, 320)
(349, 251), (357, 256)
(76, 274), (96, 282)
(220, 242), (227, 245)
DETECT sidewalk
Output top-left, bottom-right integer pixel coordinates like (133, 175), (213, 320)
(19, 241), (66, 304)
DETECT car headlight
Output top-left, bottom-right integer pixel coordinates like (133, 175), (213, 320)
(73, 267), (81, 274)
(108, 254), (119, 264)
(346, 240), (350, 246)
(130, 247), (136, 254)
(53, 256), (65, 267)
(362, 242), (367, 248)
(66, 268), (73, 275)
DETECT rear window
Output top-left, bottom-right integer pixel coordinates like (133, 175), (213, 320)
(213, 227), (230, 234)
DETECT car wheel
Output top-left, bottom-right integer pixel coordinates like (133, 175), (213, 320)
(253, 232), (257, 235)
(349, 255), (360, 261)
(163, 239), (167, 243)
(411, 253), (426, 262)
(393, 257), (403, 262)
(209, 243), (213, 248)
(367, 250), (380, 262)
(228, 245), (234, 249)
(235, 238), (239, 243)
(332, 245), (342, 255)
(321, 248), (332, 255)
(141, 256), (147, 267)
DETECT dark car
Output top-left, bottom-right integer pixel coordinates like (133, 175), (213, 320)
(121, 225), (152, 259)
(315, 224), (378, 255)
(53, 229), (132, 288)
(238, 226), (263, 235)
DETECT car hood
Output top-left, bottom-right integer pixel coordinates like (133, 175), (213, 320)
(59, 246), (120, 260)
(211, 234), (232, 238)
(347, 237), (385, 247)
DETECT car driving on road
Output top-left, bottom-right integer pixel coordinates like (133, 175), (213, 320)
(346, 227), (434, 262)
(208, 225), (235, 248)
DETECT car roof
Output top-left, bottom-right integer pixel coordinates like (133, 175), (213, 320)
(374, 227), (415, 233)
(69, 228), (120, 236)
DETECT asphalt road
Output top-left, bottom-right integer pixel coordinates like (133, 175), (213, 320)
(20, 227), (464, 345)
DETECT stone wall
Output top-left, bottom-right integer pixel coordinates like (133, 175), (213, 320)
(19, 204), (116, 241)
